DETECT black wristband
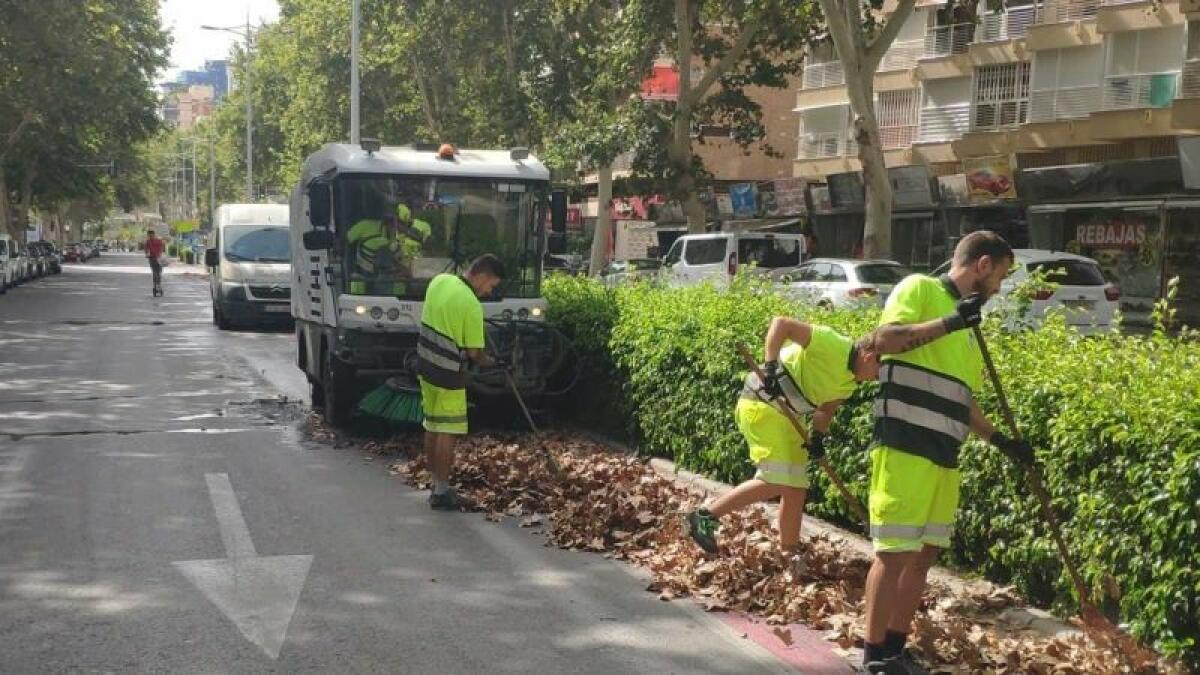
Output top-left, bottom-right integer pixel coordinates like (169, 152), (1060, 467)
(942, 313), (966, 333)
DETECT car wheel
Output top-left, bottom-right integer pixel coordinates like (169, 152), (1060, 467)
(322, 351), (354, 427)
(215, 306), (232, 330)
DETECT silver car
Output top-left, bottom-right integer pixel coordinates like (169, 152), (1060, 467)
(777, 258), (911, 308)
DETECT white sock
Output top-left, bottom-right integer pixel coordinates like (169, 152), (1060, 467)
(432, 480), (449, 495)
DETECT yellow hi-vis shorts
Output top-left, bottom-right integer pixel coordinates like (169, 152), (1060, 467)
(869, 445), (960, 553)
(735, 398), (810, 490)
(419, 378), (468, 435)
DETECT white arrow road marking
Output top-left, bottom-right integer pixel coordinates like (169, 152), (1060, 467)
(173, 473), (312, 659)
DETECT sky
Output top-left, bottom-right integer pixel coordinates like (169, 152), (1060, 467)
(159, 0), (280, 81)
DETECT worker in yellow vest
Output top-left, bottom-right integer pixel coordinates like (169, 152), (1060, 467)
(347, 202), (432, 296)
(684, 318), (880, 557)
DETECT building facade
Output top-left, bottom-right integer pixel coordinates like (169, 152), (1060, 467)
(794, 0), (1200, 324)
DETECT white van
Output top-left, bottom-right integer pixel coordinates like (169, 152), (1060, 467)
(0, 234), (14, 292)
(661, 232), (806, 286)
(205, 203), (292, 330)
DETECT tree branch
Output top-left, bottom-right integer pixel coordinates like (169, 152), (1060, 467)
(0, 112), (36, 163)
(686, 12), (765, 107)
(865, 0), (917, 69)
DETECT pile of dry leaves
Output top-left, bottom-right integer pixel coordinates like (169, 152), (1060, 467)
(313, 417), (1177, 674)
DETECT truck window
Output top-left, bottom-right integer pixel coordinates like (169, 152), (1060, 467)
(663, 240), (683, 265)
(336, 175), (543, 299)
(683, 238), (726, 265)
(738, 238), (800, 269)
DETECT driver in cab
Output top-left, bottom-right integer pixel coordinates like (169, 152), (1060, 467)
(347, 199), (432, 296)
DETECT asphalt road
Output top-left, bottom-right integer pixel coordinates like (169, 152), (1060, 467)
(0, 253), (795, 673)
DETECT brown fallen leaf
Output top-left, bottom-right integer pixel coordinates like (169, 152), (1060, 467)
(772, 626), (794, 647)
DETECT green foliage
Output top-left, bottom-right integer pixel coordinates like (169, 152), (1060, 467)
(546, 274), (1200, 666)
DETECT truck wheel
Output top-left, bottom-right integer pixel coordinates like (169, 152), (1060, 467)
(322, 351), (354, 427)
(215, 306), (232, 330)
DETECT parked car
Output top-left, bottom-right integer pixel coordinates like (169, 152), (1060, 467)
(0, 234), (15, 292)
(778, 258), (911, 308)
(661, 232), (805, 286)
(32, 242), (61, 274)
(64, 242), (85, 263)
(933, 248), (1119, 333)
(15, 243), (34, 281)
(602, 258), (662, 286)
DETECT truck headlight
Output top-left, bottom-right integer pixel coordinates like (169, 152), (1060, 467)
(387, 308), (401, 321)
(517, 307), (530, 320)
(370, 306), (384, 320)
(531, 306), (544, 318)
(354, 305), (368, 315)
(501, 309), (514, 320)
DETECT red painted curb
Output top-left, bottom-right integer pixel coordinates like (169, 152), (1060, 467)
(719, 612), (855, 674)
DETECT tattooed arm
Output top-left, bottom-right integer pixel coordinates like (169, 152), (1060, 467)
(867, 319), (951, 355)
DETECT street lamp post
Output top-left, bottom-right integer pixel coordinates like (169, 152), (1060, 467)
(351, 0), (361, 144)
(201, 21), (255, 201)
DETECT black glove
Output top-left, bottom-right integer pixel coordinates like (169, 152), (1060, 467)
(760, 360), (784, 399)
(991, 432), (1036, 468)
(942, 293), (987, 333)
(808, 431), (827, 462)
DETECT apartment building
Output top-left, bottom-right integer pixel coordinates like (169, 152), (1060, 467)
(794, 0), (1200, 323)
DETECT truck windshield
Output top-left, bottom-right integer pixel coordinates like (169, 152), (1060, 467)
(335, 175), (543, 299)
(223, 225), (290, 263)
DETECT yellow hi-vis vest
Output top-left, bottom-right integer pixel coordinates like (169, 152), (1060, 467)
(741, 325), (858, 415)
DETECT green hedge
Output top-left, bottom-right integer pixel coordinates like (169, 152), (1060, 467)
(544, 273), (1200, 666)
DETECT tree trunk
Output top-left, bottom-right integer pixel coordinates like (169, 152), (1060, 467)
(0, 171), (13, 239)
(846, 83), (892, 259)
(589, 164), (614, 277)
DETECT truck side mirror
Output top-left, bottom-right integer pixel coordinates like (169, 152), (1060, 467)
(307, 183), (331, 230)
(303, 230), (335, 251)
(204, 248), (218, 267)
(550, 189), (567, 234)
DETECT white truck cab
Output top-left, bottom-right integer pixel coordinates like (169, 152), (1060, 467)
(205, 203), (292, 330)
(661, 232), (806, 287)
(0, 234), (14, 293)
(292, 141), (566, 425)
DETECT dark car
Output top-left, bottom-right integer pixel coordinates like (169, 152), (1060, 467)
(64, 242), (85, 263)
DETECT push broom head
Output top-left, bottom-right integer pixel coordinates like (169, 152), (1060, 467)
(357, 375), (424, 424)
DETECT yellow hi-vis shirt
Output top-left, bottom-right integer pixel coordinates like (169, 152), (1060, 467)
(417, 274), (485, 391)
(875, 274), (983, 468)
(741, 325), (857, 414)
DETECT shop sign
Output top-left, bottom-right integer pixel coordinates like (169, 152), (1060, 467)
(890, 166), (935, 208)
(1076, 219), (1148, 249)
(938, 174), (971, 206)
(828, 172), (865, 209)
(729, 183), (758, 218)
(641, 65), (679, 101)
(769, 178), (808, 216)
(716, 193), (733, 216)
(963, 155), (1017, 201)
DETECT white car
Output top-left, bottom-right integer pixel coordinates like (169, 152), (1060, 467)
(934, 248), (1119, 333)
(777, 258), (911, 308)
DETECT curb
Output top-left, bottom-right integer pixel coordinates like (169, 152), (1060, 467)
(645, 456), (1081, 641)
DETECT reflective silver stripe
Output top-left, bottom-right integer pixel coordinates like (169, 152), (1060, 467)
(420, 324), (460, 354)
(923, 523), (954, 539)
(418, 343), (462, 373)
(424, 414), (468, 423)
(870, 523), (925, 540)
(756, 460), (807, 476)
(873, 398), (970, 442)
(742, 372), (814, 415)
(881, 362), (971, 405)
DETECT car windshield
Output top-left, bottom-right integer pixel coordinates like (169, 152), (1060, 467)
(1027, 260), (1105, 286)
(856, 264), (910, 284)
(738, 238), (801, 269)
(335, 175), (544, 299)
(223, 225), (290, 263)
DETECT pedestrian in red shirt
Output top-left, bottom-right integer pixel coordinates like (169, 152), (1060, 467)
(145, 230), (166, 296)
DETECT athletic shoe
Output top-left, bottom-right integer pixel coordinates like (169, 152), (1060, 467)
(684, 508), (719, 554)
(428, 488), (459, 511)
(885, 651), (931, 675)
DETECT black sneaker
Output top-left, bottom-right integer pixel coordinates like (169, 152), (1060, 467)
(885, 651), (931, 675)
(683, 508), (720, 554)
(428, 489), (459, 511)
(861, 662), (888, 675)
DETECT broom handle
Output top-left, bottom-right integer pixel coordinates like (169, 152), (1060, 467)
(736, 343), (869, 525)
(503, 368), (563, 476)
(971, 326), (1093, 609)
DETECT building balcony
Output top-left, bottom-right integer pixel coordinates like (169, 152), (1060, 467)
(923, 23), (975, 59)
(1029, 86), (1100, 122)
(880, 124), (919, 149)
(1101, 72), (1179, 111)
(802, 61), (844, 89)
(1036, 0), (1099, 24)
(978, 6), (1038, 42)
(917, 104), (971, 142)
(798, 133), (853, 159)
(880, 39), (924, 72)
